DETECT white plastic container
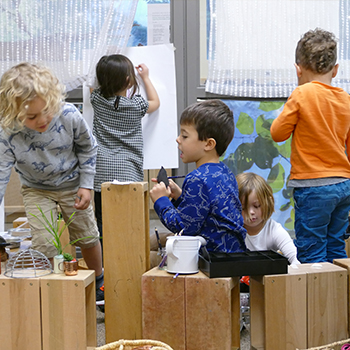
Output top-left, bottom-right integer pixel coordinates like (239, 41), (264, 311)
(165, 236), (202, 274)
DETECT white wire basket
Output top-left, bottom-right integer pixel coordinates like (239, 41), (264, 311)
(4, 248), (52, 278)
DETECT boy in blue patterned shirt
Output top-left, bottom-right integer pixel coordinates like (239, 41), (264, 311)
(150, 100), (247, 253)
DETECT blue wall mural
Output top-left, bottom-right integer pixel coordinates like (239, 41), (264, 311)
(222, 100), (294, 237)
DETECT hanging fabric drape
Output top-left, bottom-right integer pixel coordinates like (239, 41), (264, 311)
(206, 0), (350, 98)
(0, 0), (138, 91)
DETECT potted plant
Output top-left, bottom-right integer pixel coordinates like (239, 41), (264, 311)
(62, 252), (78, 276)
(30, 205), (90, 274)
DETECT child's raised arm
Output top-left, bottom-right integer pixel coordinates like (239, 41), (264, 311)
(136, 63), (160, 114)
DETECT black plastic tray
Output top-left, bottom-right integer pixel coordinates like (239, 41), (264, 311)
(199, 248), (289, 278)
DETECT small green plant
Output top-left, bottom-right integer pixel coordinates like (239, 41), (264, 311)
(63, 252), (76, 262)
(30, 205), (91, 256)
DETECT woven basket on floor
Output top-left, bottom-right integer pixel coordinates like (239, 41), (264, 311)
(297, 338), (350, 350)
(95, 339), (174, 350)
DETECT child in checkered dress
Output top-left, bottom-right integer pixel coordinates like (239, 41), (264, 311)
(90, 54), (160, 247)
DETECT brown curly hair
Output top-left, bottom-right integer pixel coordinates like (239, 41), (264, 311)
(295, 28), (337, 74)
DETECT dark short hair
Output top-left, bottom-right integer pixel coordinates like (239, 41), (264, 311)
(96, 54), (139, 98)
(295, 28), (337, 74)
(180, 99), (234, 156)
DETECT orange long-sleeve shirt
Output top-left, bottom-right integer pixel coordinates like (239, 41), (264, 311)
(270, 81), (350, 180)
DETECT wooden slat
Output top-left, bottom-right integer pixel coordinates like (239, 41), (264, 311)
(102, 181), (150, 343)
(0, 276), (41, 350)
(40, 270), (96, 350)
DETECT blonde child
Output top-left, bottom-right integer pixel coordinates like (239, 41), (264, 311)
(0, 63), (104, 303)
(237, 172), (299, 265)
(270, 28), (350, 263)
(90, 54), (160, 248)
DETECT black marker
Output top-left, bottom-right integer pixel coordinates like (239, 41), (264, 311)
(155, 228), (162, 252)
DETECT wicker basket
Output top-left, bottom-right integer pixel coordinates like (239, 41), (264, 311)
(297, 339), (350, 350)
(95, 339), (174, 350)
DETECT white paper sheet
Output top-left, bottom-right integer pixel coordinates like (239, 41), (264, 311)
(147, 3), (171, 45)
(83, 43), (178, 170)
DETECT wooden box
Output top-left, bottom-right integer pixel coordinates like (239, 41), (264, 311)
(142, 267), (240, 350)
(0, 275), (42, 350)
(333, 258), (350, 336)
(250, 262), (348, 350)
(40, 270), (97, 350)
(102, 181), (150, 343)
(0, 269), (96, 350)
(250, 267), (307, 350)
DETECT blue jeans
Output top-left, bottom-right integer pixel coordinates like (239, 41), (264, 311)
(293, 180), (350, 263)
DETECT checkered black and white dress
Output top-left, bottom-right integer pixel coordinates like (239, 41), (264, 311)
(91, 89), (149, 192)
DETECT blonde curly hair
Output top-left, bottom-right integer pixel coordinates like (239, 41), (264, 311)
(0, 62), (65, 133)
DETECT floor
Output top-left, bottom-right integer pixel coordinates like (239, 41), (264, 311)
(95, 304), (251, 349)
(96, 310), (250, 349)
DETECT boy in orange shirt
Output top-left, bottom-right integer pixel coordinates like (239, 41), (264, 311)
(270, 28), (350, 263)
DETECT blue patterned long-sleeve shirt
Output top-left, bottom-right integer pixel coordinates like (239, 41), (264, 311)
(0, 103), (97, 203)
(154, 162), (247, 253)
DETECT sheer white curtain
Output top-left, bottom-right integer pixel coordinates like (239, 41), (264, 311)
(206, 0), (350, 98)
(0, 0), (138, 92)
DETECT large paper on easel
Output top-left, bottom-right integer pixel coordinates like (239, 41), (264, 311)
(83, 44), (178, 170)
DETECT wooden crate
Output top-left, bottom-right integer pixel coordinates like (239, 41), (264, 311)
(333, 258), (350, 337)
(102, 181), (150, 343)
(0, 275), (42, 350)
(0, 270), (96, 350)
(40, 270), (96, 350)
(250, 263), (348, 350)
(142, 267), (240, 350)
(250, 269), (307, 350)
(345, 238), (350, 258)
(303, 263), (347, 346)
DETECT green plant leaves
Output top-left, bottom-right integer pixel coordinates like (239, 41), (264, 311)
(276, 137), (292, 159)
(253, 136), (279, 169)
(236, 112), (254, 135)
(267, 163), (285, 193)
(259, 101), (285, 112)
(29, 205), (75, 256)
(256, 115), (274, 140)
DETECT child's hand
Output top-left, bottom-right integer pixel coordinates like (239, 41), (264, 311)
(150, 178), (182, 201)
(150, 181), (171, 203)
(74, 188), (91, 210)
(168, 179), (182, 200)
(136, 64), (149, 80)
